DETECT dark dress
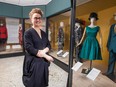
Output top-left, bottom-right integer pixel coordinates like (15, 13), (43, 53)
(106, 24), (116, 74)
(58, 27), (64, 51)
(74, 26), (84, 62)
(79, 26), (102, 60)
(22, 28), (51, 87)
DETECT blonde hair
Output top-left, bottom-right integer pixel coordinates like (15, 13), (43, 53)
(29, 8), (43, 18)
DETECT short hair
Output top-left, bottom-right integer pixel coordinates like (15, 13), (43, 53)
(29, 8), (43, 18)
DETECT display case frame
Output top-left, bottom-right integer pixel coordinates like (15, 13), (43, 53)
(46, 1), (76, 87)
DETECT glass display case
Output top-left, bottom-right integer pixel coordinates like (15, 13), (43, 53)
(48, 11), (71, 65)
(0, 17), (23, 54)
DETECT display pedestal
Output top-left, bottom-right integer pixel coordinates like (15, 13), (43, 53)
(81, 60), (92, 74)
(0, 44), (6, 51)
(81, 68), (91, 74)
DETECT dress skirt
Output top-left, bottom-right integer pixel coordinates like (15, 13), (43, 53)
(22, 53), (50, 87)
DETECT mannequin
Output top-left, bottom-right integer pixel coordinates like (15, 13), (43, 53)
(58, 22), (64, 51)
(106, 13), (116, 77)
(57, 22), (64, 57)
(74, 18), (84, 62)
(77, 12), (102, 73)
(18, 24), (23, 46)
(0, 20), (8, 51)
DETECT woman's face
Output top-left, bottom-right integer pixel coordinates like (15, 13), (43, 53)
(31, 13), (42, 27)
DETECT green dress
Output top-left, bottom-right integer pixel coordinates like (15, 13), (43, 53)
(79, 26), (102, 60)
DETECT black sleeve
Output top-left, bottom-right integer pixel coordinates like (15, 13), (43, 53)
(24, 30), (38, 56)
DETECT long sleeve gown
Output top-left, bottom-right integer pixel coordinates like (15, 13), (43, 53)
(22, 28), (51, 87)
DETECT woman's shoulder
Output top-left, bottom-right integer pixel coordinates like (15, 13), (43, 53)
(24, 28), (35, 36)
(25, 28), (34, 33)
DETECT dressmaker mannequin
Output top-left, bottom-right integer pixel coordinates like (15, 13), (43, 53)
(77, 12), (102, 74)
(58, 22), (64, 51)
(18, 24), (23, 46)
(74, 18), (84, 62)
(0, 21), (8, 51)
(57, 22), (64, 57)
(106, 13), (116, 80)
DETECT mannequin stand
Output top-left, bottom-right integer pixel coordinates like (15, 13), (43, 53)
(81, 60), (93, 74)
(89, 60), (92, 70)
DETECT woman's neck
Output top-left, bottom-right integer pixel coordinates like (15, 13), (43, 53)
(32, 25), (41, 29)
(33, 26), (42, 38)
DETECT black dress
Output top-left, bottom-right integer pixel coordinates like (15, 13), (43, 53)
(22, 28), (51, 87)
(74, 26), (84, 62)
(57, 27), (64, 51)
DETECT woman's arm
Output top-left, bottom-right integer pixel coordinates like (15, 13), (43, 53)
(36, 50), (54, 62)
(43, 47), (49, 53)
(24, 30), (38, 56)
(36, 31), (53, 62)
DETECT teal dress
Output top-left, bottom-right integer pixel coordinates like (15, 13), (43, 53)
(79, 26), (102, 60)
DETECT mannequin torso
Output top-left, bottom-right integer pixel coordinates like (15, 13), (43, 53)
(106, 13), (116, 76)
(74, 23), (83, 44)
(88, 18), (97, 28)
(57, 22), (64, 51)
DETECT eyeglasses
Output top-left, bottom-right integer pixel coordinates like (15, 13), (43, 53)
(34, 17), (42, 20)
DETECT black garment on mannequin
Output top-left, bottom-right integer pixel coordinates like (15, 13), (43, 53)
(74, 26), (84, 62)
(107, 24), (116, 75)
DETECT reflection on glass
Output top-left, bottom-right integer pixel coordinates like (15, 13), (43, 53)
(48, 11), (71, 65)
(0, 17), (23, 54)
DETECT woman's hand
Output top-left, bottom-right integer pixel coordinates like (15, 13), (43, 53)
(43, 54), (54, 62)
(37, 50), (54, 62)
(37, 50), (45, 57)
(43, 47), (49, 53)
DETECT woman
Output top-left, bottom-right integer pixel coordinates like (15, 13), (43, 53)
(22, 8), (54, 87)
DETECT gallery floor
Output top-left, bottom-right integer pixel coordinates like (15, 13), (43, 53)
(0, 56), (115, 87)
